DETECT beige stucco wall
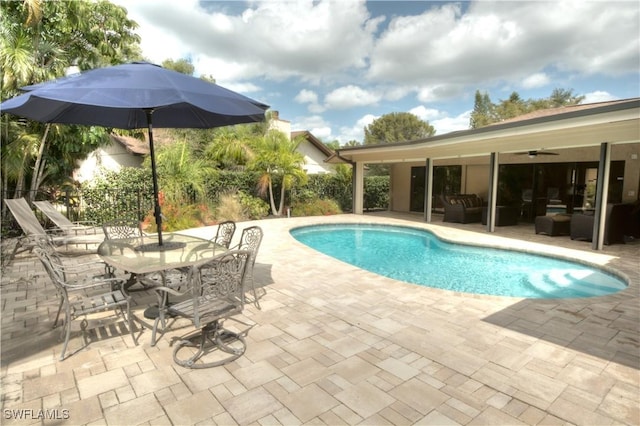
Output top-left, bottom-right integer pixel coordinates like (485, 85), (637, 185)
(389, 142), (640, 212)
(74, 142), (143, 183)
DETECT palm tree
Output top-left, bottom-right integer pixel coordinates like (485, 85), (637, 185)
(153, 140), (213, 204)
(206, 125), (256, 170)
(250, 131), (308, 216)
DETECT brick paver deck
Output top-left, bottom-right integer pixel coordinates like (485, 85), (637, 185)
(1, 213), (638, 425)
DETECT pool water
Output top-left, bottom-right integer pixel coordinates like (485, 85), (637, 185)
(290, 224), (627, 298)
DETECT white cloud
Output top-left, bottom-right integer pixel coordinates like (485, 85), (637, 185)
(111, 0), (639, 143)
(368, 1), (639, 88)
(409, 106), (443, 122)
(118, 0), (381, 83)
(295, 89), (318, 104)
(522, 73), (550, 89)
(408, 106), (470, 135)
(295, 89), (325, 113)
(337, 114), (378, 144)
(292, 115), (332, 138)
(325, 85), (381, 109)
(431, 111), (472, 135)
(581, 91), (617, 104)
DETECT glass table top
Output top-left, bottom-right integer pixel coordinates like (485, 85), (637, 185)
(97, 232), (227, 275)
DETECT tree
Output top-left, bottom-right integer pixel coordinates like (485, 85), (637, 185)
(206, 125), (256, 170)
(469, 90), (496, 129)
(249, 131), (308, 216)
(364, 112), (435, 145)
(469, 88), (586, 128)
(0, 0), (141, 198)
(548, 88), (584, 107)
(162, 58), (194, 75)
(494, 92), (528, 121)
(151, 140), (214, 204)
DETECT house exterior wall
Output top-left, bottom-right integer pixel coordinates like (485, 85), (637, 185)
(389, 142), (640, 212)
(74, 142), (143, 183)
(298, 140), (335, 174)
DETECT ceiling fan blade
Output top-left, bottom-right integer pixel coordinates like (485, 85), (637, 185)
(514, 150), (559, 156)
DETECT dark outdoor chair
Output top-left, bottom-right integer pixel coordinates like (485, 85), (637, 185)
(571, 203), (634, 245)
(33, 246), (135, 360)
(168, 250), (251, 368)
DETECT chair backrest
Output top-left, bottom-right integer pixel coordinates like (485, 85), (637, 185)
(102, 219), (142, 240)
(33, 201), (75, 229)
(190, 250), (250, 328)
(33, 246), (67, 291)
(237, 226), (263, 266)
(213, 221), (236, 248)
(5, 198), (48, 237)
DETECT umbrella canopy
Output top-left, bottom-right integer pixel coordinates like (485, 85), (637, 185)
(1, 62), (270, 248)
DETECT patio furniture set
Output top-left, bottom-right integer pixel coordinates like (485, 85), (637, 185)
(4, 197), (264, 368)
(440, 193), (637, 245)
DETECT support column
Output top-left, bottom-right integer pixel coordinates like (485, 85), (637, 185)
(353, 161), (365, 214)
(487, 152), (499, 232)
(592, 143), (611, 250)
(424, 158), (433, 222)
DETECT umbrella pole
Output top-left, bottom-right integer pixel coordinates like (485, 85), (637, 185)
(146, 109), (163, 246)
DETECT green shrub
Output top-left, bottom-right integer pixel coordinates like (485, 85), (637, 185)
(143, 202), (215, 232)
(364, 176), (389, 210)
(291, 198), (342, 216)
(238, 191), (270, 219)
(215, 192), (246, 222)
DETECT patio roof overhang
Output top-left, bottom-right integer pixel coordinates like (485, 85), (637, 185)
(334, 98), (640, 163)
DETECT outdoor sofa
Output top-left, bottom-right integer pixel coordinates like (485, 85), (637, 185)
(441, 194), (484, 224)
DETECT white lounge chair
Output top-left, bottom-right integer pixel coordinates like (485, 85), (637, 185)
(33, 200), (102, 235)
(4, 198), (104, 261)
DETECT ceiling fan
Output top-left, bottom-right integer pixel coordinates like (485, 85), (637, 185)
(514, 150), (559, 158)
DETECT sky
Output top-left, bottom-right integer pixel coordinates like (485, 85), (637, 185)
(111, 0), (640, 144)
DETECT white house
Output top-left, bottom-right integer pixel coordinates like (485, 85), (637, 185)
(75, 113), (335, 183)
(270, 111), (336, 174)
(74, 134), (147, 182)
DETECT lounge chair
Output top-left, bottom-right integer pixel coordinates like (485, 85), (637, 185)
(33, 200), (102, 235)
(4, 198), (103, 261)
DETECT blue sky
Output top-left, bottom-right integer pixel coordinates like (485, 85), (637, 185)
(112, 0), (640, 144)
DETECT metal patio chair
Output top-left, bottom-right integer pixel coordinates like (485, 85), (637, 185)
(102, 218), (143, 240)
(33, 246), (136, 360)
(230, 226), (263, 309)
(212, 220), (236, 249)
(168, 250), (251, 368)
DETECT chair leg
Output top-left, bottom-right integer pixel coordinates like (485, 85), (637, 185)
(173, 321), (246, 369)
(245, 274), (262, 310)
(53, 298), (64, 327)
(59, 305), (73, 361)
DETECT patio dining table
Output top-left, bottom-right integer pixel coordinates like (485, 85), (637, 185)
(97, 232), (227, 275)
(98, 232), (229, 345)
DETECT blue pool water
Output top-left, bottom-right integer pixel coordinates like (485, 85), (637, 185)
(290, 224), (627, 298)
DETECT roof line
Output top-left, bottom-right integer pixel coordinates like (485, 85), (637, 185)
(337, 97), (640, 154)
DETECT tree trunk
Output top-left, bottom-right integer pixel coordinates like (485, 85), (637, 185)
(29, 124), (51, 199)
(278, 183), (286, 216)
(268, 178), (279, 216)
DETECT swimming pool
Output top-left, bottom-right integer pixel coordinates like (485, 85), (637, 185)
(290, 224), (627, 298)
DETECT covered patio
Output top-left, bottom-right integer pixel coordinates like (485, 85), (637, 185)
(1, 214), (638, 425)
(333, 98), (640, 251)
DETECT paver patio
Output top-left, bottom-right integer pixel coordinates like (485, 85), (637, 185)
(1, 213), (638, 425)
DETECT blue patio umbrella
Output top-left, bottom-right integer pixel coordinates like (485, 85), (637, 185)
(0, 62), (269, 248)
